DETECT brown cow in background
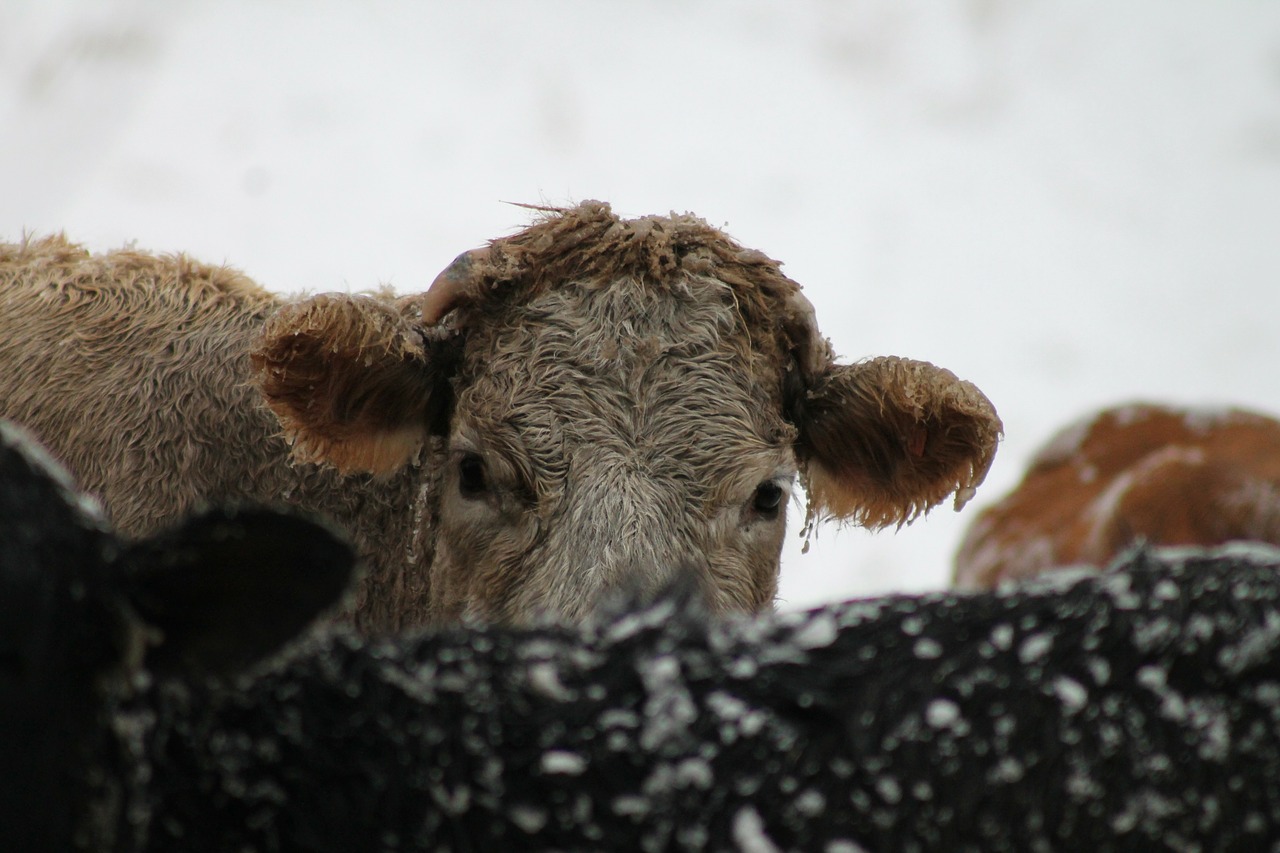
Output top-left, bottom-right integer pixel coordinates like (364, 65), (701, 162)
(1, 201), (1001, 629)
(953, 402), (1280, 588)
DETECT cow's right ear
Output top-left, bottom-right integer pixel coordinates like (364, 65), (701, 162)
(252, 294), (455, 475)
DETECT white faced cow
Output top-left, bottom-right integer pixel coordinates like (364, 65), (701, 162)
(954, 402), (1280, 588)
(1, 202), (1001, 629)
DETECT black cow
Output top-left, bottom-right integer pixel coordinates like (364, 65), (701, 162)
(2, 421), (1279, 851)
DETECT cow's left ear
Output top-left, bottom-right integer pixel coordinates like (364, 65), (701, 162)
(121, 508), (356, 677)
(794, 357), (1002, 529)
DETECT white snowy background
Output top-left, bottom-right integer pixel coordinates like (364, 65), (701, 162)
(2, 1), (1277, 609)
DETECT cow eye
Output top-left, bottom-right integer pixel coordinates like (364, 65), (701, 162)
(458, 453), (488, 499)
(752, 481), (785, 517)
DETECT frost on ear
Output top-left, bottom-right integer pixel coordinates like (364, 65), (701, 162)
(797, 357), (1002, 529)
(252, 294), (455, 475)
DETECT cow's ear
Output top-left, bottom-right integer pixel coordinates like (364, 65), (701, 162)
(252, 294), (456, 475)
(795, 357), (1002, 529)
(121, 507), (356, 677)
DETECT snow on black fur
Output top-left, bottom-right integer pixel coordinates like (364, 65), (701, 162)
(3, 421), (1280, 851)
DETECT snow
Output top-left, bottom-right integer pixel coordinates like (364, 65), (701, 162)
(507, 804), (548, 834)
(789, 610), (838, 649)
(638, 653), (698, 752)
(1018, 631), (1054, 664)
(1051, 676), (1089, 714)
(924, 697), (962, 729)
(874, 775), (903, 805)
(825, 842), (871, 853)
(3, 0), (1278, 607)
(1216, 609), (1280, 674)
(913, 637), (944, 659)
(526, 661), (574, 701)
(731, 805), (783, 853)
(539, 750), (587, 776)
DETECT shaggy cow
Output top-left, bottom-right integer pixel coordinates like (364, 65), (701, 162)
(954, 403), (1280, 588)
(1, 202), (1001, 629)
(5, 422), (1280, 852)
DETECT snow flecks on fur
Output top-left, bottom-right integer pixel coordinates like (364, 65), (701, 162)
(30, 529), (1280, 850)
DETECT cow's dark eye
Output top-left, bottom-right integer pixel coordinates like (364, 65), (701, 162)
(458, 453), (488, 499)
(752, 482), (784, 517)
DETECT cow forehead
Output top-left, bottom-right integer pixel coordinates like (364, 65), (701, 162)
(453, 276), (795, 489)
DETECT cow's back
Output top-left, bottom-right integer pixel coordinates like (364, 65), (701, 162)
(954, 403), (1280, 587)
(0, 235), (289, 535)
(1, 236), (436, 631)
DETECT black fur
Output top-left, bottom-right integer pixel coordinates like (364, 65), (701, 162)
(4, 421), (1280, 851)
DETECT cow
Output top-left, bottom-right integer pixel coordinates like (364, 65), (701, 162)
(4, 420), (1280, 852)
(1, 202), (1002, 630)
(953, 402), (1280, 589)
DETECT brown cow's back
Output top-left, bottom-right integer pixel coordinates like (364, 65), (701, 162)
(0, 236), (432, 630)
(0, 236), (278, 528)
(953, 403), (1280, 588)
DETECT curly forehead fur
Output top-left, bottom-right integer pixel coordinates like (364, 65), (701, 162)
(433, 201), (831, 373)
(419, 203), (821, 618)
(249, 201), (1001, 623)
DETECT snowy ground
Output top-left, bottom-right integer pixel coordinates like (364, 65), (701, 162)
(3, 1), (1278, 609)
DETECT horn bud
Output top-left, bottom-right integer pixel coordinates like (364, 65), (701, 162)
(414, 248), (491, 325)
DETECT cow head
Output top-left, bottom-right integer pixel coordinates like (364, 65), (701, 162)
(254, 202), (1001, 623)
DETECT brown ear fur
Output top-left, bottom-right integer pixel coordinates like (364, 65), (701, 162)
(251, 294), (451, 475)
(797, 357), (1002, 528)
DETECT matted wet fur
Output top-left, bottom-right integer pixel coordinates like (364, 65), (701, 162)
(256, 201), (1002, 622)
(0, 236), (429, 632)
(1, 202), (1001, 628)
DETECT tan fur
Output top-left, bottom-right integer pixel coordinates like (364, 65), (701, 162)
(253, 294), (443, 474)
(0, 235), (431, 632)
(1, 205), (1002, 629)
(801, 357), (1003, 529)
(258, 201), (1002, 622)
(414, 201), (831, 378)
(953, 403), (1280, 588)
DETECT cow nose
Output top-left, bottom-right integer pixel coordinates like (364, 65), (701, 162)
(578, 554), (709, 622)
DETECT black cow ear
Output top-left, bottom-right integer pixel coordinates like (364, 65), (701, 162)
(0, 420), (105, 540)
(0, 420), (118, 680)
(121, 507), (356, 677)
